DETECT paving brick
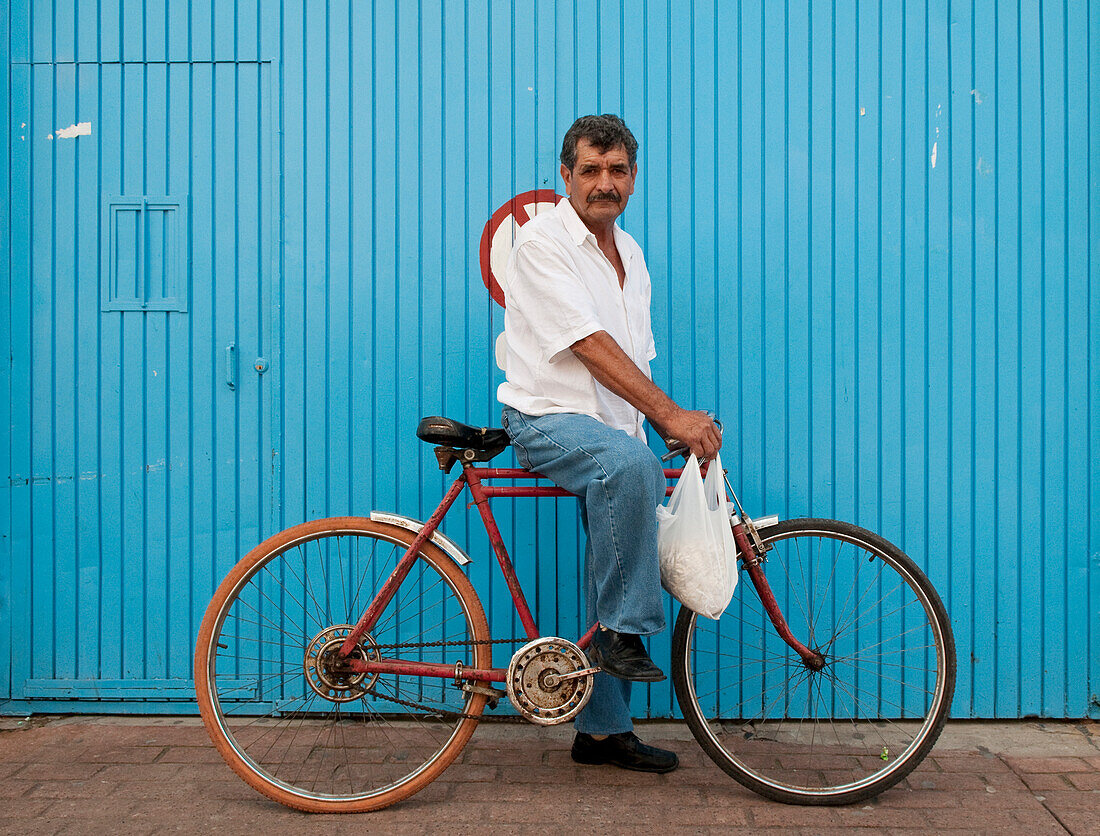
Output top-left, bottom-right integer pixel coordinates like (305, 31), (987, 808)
(461, 745), (541, 766)
(26, 779), (119, 799)
(10, 762), (107, 781)
(1018, 771), (1073, 791)
(835, 808), (937, 829)
(81, 746), (167, 764)
(92, 762), (185, 782)
(0, 761), (28, 779)
(953, 788), (1049, 810)
(1004, 756), (1094, 773)
(0, 778), (38, 799)
(871, 788), (962, 808)
(154, 745), (226, 764)
(433, 764), (499, 782)
(1033, 789), (1100, 810)
(932, 754), (1012, 773)
(924, 808), (1051, 831)
(0, 799), (55, 819)
(918, 771), (1027, 792)
(749, 806), (843, 827)
(22, 798), (143, 818)
(1065, 770), (1100, 791)
(1052, 809), (1100, 834)
(0, 744), (89, 763)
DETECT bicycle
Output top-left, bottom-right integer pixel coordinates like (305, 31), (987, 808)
(194, 415), (956, 812)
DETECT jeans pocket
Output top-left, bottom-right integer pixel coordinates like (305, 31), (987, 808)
(512, 437), (533, 470)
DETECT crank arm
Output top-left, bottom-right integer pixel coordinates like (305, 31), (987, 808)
(542, 666), (600, 687)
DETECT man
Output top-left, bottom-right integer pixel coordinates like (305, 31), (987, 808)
(498, 114), (722, 773)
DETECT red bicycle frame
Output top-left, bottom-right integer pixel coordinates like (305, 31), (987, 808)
(339, 462), (821, 682)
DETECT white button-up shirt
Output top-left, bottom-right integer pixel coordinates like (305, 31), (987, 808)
(496, 197), (657, 440)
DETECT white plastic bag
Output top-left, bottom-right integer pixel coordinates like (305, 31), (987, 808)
(655, 453), (738, 619)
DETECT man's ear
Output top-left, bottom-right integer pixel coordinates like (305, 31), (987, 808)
(560, 163), (572, 196)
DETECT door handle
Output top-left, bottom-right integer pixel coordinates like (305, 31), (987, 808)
(226, 343), (237, 390)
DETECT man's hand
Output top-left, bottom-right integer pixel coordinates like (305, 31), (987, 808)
(660, 409), (722, 460)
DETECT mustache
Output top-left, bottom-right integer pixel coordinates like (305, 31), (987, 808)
(588, 191), (621, 203)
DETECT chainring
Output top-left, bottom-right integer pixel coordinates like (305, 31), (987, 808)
(505, 637), (594, 725)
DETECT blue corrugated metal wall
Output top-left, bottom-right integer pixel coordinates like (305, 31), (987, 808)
(3, 1), (1097, 719)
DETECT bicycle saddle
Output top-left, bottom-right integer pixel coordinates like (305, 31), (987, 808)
(416, 416), (511, 456)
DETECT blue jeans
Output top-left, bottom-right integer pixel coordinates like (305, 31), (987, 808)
(500, 407), (667, 734)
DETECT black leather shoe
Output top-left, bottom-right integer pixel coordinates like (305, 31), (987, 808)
(571, 732), (679, 773)
(588, 629), (666, 682)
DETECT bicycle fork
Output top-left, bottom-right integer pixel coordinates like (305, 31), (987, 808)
(730, 523), (827, 673)
(725, 479), (826, 672)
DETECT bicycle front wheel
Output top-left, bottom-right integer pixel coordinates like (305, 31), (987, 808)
(672, 518), (955, 805)
(194, 517), (491, 813)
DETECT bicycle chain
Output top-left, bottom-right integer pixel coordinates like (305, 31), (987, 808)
(359, 635), (523, 720)
(368, 636), (522, 651)
(364, 685), (489, 721)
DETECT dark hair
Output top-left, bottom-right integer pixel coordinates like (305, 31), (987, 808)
(560, 114), (638, 171)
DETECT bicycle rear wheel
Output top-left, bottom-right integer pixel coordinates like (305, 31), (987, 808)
(672, 518), (955, 805)
(194, 517), (491, 813)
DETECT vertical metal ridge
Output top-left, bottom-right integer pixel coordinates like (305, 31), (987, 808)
(416, 0), (424, 523)
(346, 4), (354, 514)
(782, 0), (790, 518)
(1014, 4), (1024, 716)
(853, 0), (861, 527)
(945, 0), (955, 695)
(1088, 0), (1096, 719)
(1059, 0), (1070, 716)
(968, 0), (978, 714)
(1037, 0), (1048, 713)
(323, 0), (331, 518)
(875, 0), (884, 533)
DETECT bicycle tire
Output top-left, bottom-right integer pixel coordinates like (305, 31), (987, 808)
(672, 517), (955, 805)
(195, 516), (491, 813)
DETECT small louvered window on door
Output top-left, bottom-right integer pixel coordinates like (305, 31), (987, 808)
(101, 195), (188, 312)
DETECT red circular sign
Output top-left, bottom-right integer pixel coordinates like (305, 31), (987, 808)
(479, 189), (565, 307)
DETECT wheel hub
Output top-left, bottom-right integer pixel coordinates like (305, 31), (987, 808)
(303, 625), (380, 703)
(506, 637), (594, 725)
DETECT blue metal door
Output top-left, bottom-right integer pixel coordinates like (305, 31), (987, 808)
(8, 60), (278, 708)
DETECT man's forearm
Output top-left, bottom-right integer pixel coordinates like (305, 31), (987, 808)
(570, 330), (723, 458)
(569, 331), (678, 436)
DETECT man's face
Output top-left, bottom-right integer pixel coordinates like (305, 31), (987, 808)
(560, 138), (637, 229)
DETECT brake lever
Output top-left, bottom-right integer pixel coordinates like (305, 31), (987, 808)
(661, 444), (688, 463)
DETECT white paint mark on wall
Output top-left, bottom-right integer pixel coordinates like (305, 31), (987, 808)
(860, 106), (866, 116)
(970, 89), (984, 104)
(56, 121), (92, 139)
(931, 141), (938, 168)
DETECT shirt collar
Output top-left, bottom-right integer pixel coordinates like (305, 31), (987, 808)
(557, 196), (594, 246)
(557, 196), (634, 264)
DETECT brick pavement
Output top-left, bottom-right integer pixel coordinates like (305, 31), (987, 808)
(0, 717), (1096, 834)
